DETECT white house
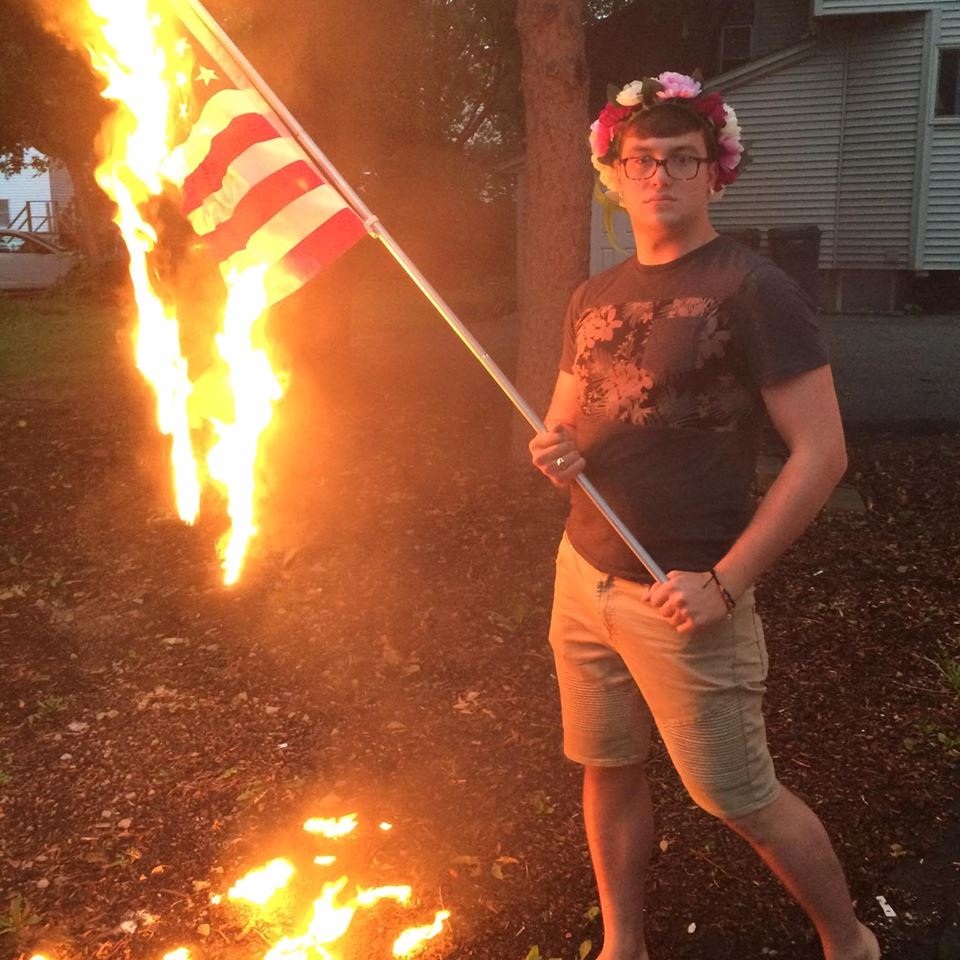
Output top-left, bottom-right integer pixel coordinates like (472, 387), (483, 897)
(0, 148), (75, 235)
(592, 0), (960, 311)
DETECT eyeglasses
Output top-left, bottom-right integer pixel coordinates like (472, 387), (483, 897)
(618, 154), (711, 181)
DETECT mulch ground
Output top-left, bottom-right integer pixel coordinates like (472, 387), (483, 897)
(1, 299), (958, 960)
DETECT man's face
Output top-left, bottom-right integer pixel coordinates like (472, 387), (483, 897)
(615, 131), (717, 232)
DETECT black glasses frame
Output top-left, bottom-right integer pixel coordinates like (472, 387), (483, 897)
(618, 155), (713, 181)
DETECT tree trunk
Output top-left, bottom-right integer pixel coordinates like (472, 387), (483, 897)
(63, 156), (105, 264)
(512, 0), (591, 462)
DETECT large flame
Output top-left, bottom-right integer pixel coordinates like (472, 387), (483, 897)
(206, 266), (283, 585)
(79, 0), (284, 584)
(86, 0), (200, 524)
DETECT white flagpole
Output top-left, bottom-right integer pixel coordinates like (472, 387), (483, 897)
(174, 0), (667, 584)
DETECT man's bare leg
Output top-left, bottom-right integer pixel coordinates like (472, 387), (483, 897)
(725, 785), (880, 960)
(583, 763), (652, 960)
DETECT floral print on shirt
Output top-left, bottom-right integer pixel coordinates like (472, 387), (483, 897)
(572, 297), (755, 431)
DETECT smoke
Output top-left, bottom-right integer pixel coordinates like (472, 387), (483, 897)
(26, 0), (96, 49)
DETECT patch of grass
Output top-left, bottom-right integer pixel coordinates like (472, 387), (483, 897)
(0, 893), (41, 938)
(489, 599), (544, 635)
(26, 695), (67, 726)
(912, 719), (960, 759)
(0, 277), (126, 388)
(939, 658), (960, 696)
(922, 654), (960, 696)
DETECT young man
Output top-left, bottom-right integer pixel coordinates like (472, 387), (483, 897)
(528, 73), (880, 960)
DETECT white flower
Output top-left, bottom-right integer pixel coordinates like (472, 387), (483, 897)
(722, 103), (741, 141)
(616, 80), (645, 107)
(592, 155), (620, 197)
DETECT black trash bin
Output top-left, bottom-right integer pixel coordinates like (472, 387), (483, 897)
(767, 225), (822, 302)
(720, 227), (761, 251)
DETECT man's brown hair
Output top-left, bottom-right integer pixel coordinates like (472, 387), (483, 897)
(610, 103), (719, 162)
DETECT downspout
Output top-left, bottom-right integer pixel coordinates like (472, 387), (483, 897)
(831, 31), (849, 274)
(910, 9), (938, 272)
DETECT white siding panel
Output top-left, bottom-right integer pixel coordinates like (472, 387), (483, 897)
(708, 46), (845, 267)
(816, 0), (939, 14)
(833, 15), (925, 267)
(0, 149), (52, 211)
(923, 128), (960, 267)
(590, 194), (635, 273)
(48, 164), (74, 206)
(941, 4), (960, 41)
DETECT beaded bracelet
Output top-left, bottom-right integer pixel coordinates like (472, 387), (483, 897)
(705, 567), (736, 614)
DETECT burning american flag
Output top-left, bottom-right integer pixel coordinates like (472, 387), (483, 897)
(164, 2), (367, 308)
(68, 0), (368, 585)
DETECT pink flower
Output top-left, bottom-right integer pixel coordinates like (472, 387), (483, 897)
(590, 120), (611, 158)
(598, 102), (631, 128)
(591, 102), (631, 161)
(692, 91), (727, 128)
(655, 71), (701, 100)
(717, 135), (744, 171)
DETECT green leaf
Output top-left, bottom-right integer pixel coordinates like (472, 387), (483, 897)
(640, 77), (662, 105)
(524, 947), (542, 960)
(578, 939), (593, 959)
(583, 904), (600, 921)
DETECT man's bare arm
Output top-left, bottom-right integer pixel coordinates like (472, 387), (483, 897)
(529, 371), (586, 486)
(715, 363), (847, 599)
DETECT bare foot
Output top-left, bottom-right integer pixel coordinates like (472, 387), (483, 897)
(826, 922), (880, 960)
(596, 947), (649, 960)
(855, 923), (880, 960)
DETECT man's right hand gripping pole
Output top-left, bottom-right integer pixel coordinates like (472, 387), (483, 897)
(529, 423), (586, 488)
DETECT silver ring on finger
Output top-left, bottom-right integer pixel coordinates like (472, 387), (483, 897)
(555, 456), (566, 469)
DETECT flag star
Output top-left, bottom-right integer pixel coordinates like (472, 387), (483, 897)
(175, 37), (190, 57)
(196, 65), (219, 86)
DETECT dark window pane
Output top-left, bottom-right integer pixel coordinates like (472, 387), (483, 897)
(721, 25), (753, 72)
(936, 50), (960, 117)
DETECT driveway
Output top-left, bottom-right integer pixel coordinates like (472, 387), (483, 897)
(820, 313), (960, 428)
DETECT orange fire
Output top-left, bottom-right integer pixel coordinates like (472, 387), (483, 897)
(227, 856), (295, 907)
(218, 813), (450, 959)
(26, 813), (450, 959)
(77, 0), (284, 585)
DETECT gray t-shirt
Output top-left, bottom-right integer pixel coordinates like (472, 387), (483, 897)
(559, 235), (829, 581)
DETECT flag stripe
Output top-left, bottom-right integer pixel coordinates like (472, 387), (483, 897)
(171, 88), (275, 184)
(187, 138), (314, 236)
(201, 160), (323, 263)
(265, 208), (368, 307)
(182, 112), (280, 215)
(221, 184), (356, 277)
(172, 41), (365, 306)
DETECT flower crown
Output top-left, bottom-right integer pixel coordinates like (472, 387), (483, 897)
(589, 72), (744, 200)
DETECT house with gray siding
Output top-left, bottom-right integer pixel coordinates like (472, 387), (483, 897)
(591, 0), (960, 311)
(0, 148), (75, 235)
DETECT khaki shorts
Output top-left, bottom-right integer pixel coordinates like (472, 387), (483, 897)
(548, 535), (780, 820)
